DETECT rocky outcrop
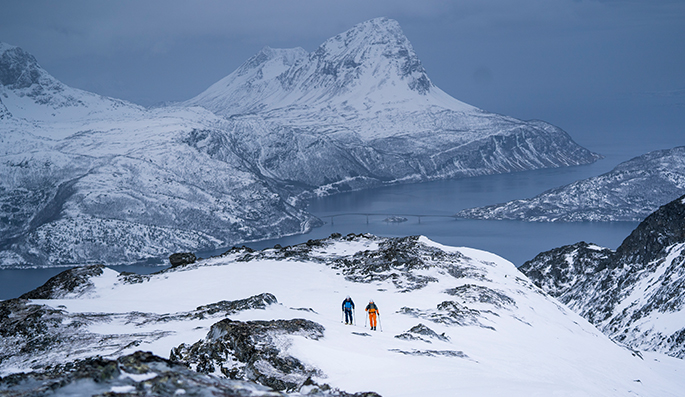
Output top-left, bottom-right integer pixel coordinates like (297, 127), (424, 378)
(519, 242), (613, 298)
(19, 265), (105, 299)
(519, 195), (685, 358)
(0, 350), (288, 397)
(170, 318), (325, 392)
(395, 323), (450, 343)
(169, 252), (197, 267)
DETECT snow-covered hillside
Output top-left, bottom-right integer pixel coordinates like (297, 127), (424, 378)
(458, 146), (685, 222)
(520, 195), (685, 359)
(2, 235), (684, 396)
(186, 18), (600, 192)
(0, 43), (318, 268)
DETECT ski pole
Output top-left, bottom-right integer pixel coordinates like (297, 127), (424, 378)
(341, 311), (344, 323)
(378, 314), (382, 332)
(364, 311), (367, 328)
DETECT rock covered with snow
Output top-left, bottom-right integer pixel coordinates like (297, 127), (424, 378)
(458, 146), (685, 222)
(0, 350), (290, 396)
(520, 194), (685, 358)
(2, 234), (684, 396)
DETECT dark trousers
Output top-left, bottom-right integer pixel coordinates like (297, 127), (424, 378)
(344, 309), (353, 323)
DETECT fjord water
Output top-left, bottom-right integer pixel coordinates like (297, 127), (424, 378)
(0, 159), (637, 300)
(269, 159), (638, 265)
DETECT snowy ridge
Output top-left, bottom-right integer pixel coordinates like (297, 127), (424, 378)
(1, 234), (684, 396)
(520, 194), (685, 358)
(458, 146), (685, 222)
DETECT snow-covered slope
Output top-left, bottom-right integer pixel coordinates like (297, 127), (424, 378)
(0, 107), (318, 268)
(520, 195), (685, 358)
(458, 146), (685, 222)
(186, 18), (601, 192)
(2, 235), (684, 396)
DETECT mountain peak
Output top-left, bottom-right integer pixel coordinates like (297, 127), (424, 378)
(0, 42), (43, 89)
(187, 17), (454, 116)
(309, 17), (431, 94)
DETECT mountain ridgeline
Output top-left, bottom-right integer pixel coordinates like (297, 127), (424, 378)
(519, 194), (685, 358)
(1, 18), (599, 267)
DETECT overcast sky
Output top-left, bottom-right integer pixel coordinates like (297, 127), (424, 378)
(1, 0), (683, 160)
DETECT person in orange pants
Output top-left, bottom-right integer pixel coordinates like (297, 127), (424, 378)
(366, 300), (380, 331)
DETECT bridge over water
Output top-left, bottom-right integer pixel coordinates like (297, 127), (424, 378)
(324, 213), (459, 225)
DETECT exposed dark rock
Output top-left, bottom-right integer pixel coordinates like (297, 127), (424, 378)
(170, 318), (325, 392)
(331, 236), (448, 291)
(19, 265), (105, 299)
(388, 349), (469, 359)
(444, 284), (516, 309)
(519, 242), (612, 298)
(612, 194), (685, 268)
(169, 252), (197, 267)
(399, 301), (494, 330)
(395, 323), (449, 343)
(0, 350), (287, 397)
(194, 293), (278, 317)
(0, 293), (280, 373)
(519, 195), (685, 358)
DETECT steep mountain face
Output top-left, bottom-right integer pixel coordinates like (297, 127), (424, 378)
(458, 146), (685, 222)
(2, 234), (683, 396)
(187, 18), (600, 192)
(520, 195), (685, 358)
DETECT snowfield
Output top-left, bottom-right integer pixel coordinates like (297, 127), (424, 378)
(3, 235), (684, 396)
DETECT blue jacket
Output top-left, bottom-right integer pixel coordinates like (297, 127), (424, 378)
(342, 298), (355, 311)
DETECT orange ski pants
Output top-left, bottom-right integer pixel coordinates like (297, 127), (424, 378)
(368, 310), (377, 328)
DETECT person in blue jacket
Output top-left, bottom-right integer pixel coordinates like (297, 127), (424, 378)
(342, 296), (355, 325)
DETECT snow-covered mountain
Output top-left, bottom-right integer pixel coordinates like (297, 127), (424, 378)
(520, 194), (685, 358)
(1, 18), (600, 267)
(457, 146), (685, 222)
(2, 234), (683, 396)
(186, 18), (601, 193)
(0, 43), (317, 268)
